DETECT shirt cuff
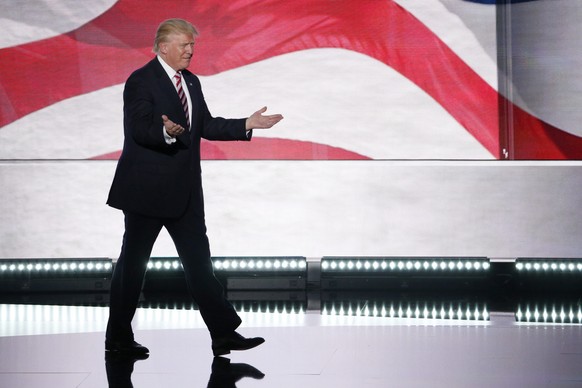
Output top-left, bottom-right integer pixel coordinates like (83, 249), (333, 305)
(164, 126), (177, 144)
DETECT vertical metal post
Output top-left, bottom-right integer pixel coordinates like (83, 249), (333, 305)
(497, 0), (514, 160)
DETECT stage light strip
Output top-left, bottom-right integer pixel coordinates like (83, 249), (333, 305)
(0, 259), (112, 275)
(515, 259), (582, 273)
(138, 302), (307, 328)
(0, 304), (109, 337)
(146, 257), (308, 272)
(321, 257), (490, 273)
(139, 300), (306, 315)
(515, 304), (582, 324)
(213, 257), (307, 272)
(232, 301), (306, 314)
(322, 301), (489, 321)
(146, 258), (183, 271)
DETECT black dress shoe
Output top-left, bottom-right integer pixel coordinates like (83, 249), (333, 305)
(105, 339), (149, 355)
(211, 332), (265, 356)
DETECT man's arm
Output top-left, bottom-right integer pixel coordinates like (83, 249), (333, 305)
(124, 75), (173, 149)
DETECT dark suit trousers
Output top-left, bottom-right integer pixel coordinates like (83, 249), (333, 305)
(106, 196), (241, 341)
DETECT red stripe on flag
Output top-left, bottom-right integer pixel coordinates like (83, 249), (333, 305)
(89, 138), (371, 160)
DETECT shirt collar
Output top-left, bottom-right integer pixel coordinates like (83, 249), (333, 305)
(157, 55), (180, 80)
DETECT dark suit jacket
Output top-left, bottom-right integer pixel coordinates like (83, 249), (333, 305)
(107, 57), (249, 218)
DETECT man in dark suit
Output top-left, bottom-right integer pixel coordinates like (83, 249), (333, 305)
(105, 18), (283, 356)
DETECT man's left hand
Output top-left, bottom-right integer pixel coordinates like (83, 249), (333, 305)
(245, 106), (283, 130)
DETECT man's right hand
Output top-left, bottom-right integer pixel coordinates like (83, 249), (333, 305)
(162, 115), (186, 137)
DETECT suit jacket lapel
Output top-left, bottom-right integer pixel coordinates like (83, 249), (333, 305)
(153, 61), (185, 120)
(181, 71), (199, 136)
(151, 59), (191, 146)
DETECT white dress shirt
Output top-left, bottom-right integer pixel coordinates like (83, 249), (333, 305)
(157, 55), (192, 144)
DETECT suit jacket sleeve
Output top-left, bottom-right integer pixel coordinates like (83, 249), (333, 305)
(185, 73), (250, 142)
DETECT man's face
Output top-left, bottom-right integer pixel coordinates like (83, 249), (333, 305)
(160, 33), (195, 71)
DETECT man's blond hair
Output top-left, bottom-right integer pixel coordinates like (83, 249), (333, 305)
(153, 18), (198, 54)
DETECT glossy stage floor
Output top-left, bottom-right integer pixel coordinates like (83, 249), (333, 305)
(1, 294), (582, 388)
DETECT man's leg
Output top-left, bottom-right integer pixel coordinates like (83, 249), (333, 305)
(165, 218), (241, 336)
(166, 203), (264, 356)
(106, 211), (163, 343)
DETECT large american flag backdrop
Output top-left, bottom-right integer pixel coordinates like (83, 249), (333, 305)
(2, 0), (581, 161)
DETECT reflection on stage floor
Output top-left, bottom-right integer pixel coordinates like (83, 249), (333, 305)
(1, 292), (581, 387)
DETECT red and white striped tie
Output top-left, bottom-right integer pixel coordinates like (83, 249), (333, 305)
(174, 72), (190, 130)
